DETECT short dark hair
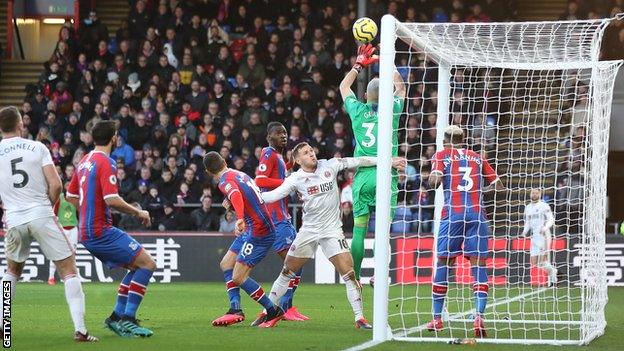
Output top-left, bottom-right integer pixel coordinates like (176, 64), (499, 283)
(292, 142), (310, 159)
(91, 120), (117, 146)
(203, 151), (226, 174)
(267, 121), (285, 134)
(0, 106), (21, 133)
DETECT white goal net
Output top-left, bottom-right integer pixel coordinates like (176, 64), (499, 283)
(372, 15), (623, 346)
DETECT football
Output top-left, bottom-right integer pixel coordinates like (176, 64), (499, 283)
(352, 17), (378, 43)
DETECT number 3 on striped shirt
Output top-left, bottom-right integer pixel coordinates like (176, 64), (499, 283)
(457, 166), (474, 191)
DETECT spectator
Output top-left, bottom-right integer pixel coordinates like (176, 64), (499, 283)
(219, 211), (237, 233)
(158, 203), (191, 231)
(143, 185), (166, 227)
(190, 196), (220, 231)
(111, 135), (136, 169)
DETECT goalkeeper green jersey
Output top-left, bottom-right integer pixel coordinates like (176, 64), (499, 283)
(57, 192), (78, 228)
(344, 93), (404, 157)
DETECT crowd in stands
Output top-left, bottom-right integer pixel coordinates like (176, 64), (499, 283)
(13, 0), (572, 234)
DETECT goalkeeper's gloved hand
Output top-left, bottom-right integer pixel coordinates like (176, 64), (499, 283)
(353, 44), (379, 73)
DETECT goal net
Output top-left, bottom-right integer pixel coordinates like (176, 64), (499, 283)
(372, 15), (623, 346)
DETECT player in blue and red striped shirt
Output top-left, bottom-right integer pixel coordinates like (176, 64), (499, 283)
(255, 122), (308, 321)
(426, 125), (504, 338)
(205, 151), (284, 328)
(66, 121), (156, 338)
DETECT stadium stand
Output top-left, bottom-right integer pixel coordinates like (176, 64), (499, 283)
(12, 0), (620, 234)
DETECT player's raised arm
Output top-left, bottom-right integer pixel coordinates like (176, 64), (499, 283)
(339, 44), (379, 101)
(260, 177), (296, 204)
(333, 157), (406, 172)
(393, 69), (406, 99)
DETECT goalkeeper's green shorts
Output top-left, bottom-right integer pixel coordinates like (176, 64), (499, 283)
(352, 168), (398, 219)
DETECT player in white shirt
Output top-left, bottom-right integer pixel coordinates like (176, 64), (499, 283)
(522, 188), (557, 286)
(260, 142), (405, 328)
(0, 107), (98, 342)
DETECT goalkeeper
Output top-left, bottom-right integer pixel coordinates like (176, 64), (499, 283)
(339, 44), (406, 280)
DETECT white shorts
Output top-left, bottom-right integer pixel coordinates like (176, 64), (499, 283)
(288, 229), (350, 259)
(530, 235), (548, 257)
(4, 216), (74, 263)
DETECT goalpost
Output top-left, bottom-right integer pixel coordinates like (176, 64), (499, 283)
(372, 14), (623, 346)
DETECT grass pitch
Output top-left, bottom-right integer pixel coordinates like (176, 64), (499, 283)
(8, 283), (624, 351)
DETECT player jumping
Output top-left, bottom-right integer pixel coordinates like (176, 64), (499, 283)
(339, 43), (406, 281)
(0, 106), (98, 342)
(66, 120), (157, 338)
(205, 151), (284, 328)
(260, 142), (405, 328)
(426, 126), (504, 338)
(212, 122), (307, 326)
(522, 188), (557, 286)
(255, 122), (308, 320)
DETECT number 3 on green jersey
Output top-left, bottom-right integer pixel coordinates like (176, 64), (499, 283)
(344, 93), (405, 157)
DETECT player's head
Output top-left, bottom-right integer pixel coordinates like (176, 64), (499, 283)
(91, 120), (118, 147)
(444, 125), (464, 146)
(203, 151), (227, 176)
(292, 142), (317, 169)
(267, 122), (287, 149)
(365, 78), (379, 104)
(530, 188), (542, 202)
(0, 106), (23, 134)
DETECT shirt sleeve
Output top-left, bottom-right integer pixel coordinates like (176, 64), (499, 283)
(255, 149), (275, 179)
(261, 176), (296, 203)
(99, 159), (119, 199)
(431, 152), (444, 175)
(67, 171), (79, 198)
(522, 205), (530, 236)
(543, 204), (555, 229)
(392, 95), (405, 119)
(219, 179), (241, 201)
(343, 94), (365, 123)
(482, 158), (500, 185)
(40, 143), (54, 167)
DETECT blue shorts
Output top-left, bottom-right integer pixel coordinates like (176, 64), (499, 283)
(437, 214), (490, 259)
(273, 220), (296, 253)
(82, 227), (143, 269)
(236, 231), (276, 267)
(228, 232), (249, 254)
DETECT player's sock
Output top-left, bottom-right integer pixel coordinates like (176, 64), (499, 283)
(279, 268), (302, 310)
(114, 271), (134, 317)
(124, 268), (153, 318)
(432, 264), (450, 319)
(538, 261), (557, 282)
(270, 270), (296, 306)
(352, 215), (369, 280)
(471, 266), (489, 315)
(64, 275), (87, 334)
(343, 270), (364, 321)
(223, 269), (241, 310)
(240, 278), (276, 313)
(2, 271), (18, 298)
(48, 261), (56, 280)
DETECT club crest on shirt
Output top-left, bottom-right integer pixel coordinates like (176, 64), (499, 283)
(323, 170), (331, 179)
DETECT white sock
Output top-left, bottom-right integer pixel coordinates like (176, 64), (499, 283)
(49, 261), (56, 280)
(2, 271), (18, 299)
(343, 273), (364, 321)
(269, 272), (293, 306)
(538, 261), (557, 282)
(64, 276), (87, 334)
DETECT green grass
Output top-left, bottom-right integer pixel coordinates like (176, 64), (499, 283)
(8, 283), (624, 350)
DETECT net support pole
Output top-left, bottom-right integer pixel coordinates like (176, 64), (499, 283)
(432, 63), (450, 269)
(372, 14), (397, 343)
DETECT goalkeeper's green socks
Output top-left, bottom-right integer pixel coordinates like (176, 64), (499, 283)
(351, 215), (370, 280)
